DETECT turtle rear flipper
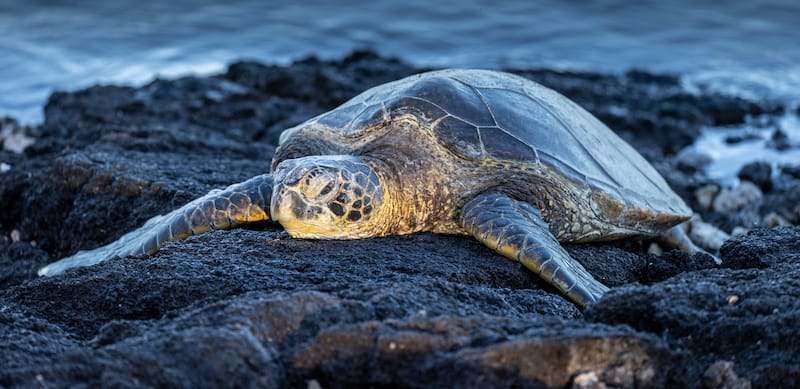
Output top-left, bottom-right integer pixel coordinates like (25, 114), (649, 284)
(658, 224), (721, 264)
(460, 192), (609, 308)
(38, 174), (274, 276)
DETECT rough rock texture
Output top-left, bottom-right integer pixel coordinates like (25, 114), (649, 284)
(1, 52), (799, 388)
(738, 162), (772, 193)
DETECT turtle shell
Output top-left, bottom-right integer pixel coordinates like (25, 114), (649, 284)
(312, 69), (689, 218)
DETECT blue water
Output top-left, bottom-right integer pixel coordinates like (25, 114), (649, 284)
(2, 0), (799, 124)
(2, 0), (800, 180)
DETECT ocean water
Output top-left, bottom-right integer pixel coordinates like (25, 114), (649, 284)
(1, 0), (799, 178)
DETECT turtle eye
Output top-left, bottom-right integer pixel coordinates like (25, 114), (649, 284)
(301, 168), (339, 203)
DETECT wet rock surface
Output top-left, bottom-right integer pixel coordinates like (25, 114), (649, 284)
(1, 52), (799, 388)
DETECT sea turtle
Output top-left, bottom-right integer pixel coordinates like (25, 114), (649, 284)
(39, 69), (702, 307)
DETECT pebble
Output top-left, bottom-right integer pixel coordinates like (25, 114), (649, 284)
(694, 184), (721, 211)
(762, 212), (790, 227)
(0, 119), (35, 154)
(647, 242), (663, 256)
(688, 217), (731, 252)
(572, 371), (606, 389)
(780, 164), (800, 179)
(724, 133), (760, 144)
(767, 128), (792, 151)
(737, 162), (772, 192)
(712, 181), (763, 212)
(731, 226), (750, 237)
(702, 361), (752, 389)
(307, 380), (323, 389)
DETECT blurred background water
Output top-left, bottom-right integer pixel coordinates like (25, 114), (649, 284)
(1, 0), (799, 178)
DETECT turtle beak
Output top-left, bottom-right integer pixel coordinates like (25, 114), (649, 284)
(270, 189), (297, 225)
(270, 183), (344, 239)
(270, 165), (300, 224)
(270, 160), (325, 231)
(270, 161), (294, 225)
(271, 159), (309, 216)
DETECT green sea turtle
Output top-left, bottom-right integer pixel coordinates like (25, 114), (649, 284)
(39, 69), (702, 307)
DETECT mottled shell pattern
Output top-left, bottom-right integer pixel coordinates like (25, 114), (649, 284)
(304, 69), (689, 218)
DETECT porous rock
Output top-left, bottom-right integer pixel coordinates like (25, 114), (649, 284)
(588, 227), (800, 388)
(1, 52), (797, 388)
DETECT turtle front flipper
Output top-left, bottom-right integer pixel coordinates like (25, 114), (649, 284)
(38, 174), (274, 276)
(460, 192), (610, 308)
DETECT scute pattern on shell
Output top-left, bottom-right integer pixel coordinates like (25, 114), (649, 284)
(311, 69), (689, 217)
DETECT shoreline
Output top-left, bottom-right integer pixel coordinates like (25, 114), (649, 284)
(1, 52), (799, 387)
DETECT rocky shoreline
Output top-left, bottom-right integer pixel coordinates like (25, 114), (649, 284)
(1, 52), (798, 388)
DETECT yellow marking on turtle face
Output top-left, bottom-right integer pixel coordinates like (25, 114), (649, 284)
(278, 218), (348, 239)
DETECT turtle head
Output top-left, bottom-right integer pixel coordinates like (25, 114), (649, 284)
(271, 156), (384, 239)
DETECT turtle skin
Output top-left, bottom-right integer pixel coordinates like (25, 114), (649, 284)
(38, 175), (274, 276)
(461, 192), (609, 307)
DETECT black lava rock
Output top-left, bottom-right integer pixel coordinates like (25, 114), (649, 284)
(768, 128), (792, 151)
(1, 52), (797, 388)
(738, 161), (772, 192)
(782, 164), (800, 179)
